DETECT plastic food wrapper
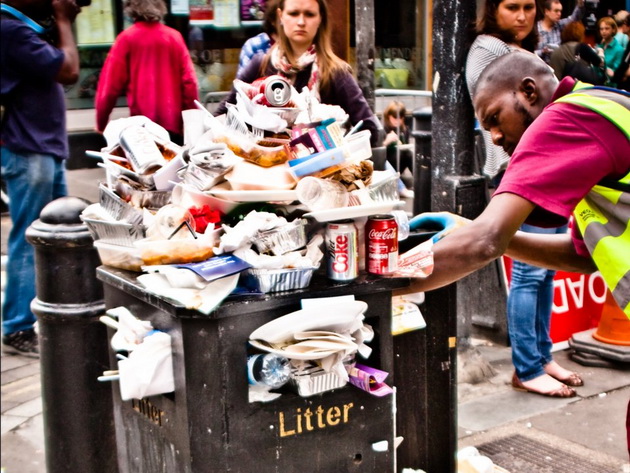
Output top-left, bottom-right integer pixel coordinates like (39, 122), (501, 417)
(105, 306), (154, 352)
(118, 331), (175, 401)
(348, 363), (394, 397)
(387, 238), (435, 278)
(215, 211), (290, 254)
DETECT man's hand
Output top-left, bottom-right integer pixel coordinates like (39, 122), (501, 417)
(408, 212), (470, 243)
(52, 0), (81, 23)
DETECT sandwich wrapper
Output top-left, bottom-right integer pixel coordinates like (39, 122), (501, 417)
(118, 331), (175, 401)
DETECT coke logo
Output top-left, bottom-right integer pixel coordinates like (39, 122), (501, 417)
(332, 235), (349, 272)
(368, 228), (396, 240)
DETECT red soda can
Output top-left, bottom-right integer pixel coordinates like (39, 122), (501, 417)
(366, 215), (398, 275)
(326, 219), (359, 282)
(253, 75), (292, 107)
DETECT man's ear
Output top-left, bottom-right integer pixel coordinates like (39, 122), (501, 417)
(519, 77), (539, 105)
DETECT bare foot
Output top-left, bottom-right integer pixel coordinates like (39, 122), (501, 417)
(520, 373), (567, 393)
(544, 361), (584, 386)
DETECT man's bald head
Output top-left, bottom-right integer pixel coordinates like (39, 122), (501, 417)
(472, 51), (559, 155)
(473, 51), (557, 103)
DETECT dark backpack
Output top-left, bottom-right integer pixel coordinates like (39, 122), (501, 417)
(563, 45), (606, 85)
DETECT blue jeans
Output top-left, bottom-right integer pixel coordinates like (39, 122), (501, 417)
(1, 147), (67, 336)
(508, 223), (568, 381)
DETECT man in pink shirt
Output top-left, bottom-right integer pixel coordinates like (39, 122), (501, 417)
(95, 0), (198, 144)
(401, 51), (629, 394)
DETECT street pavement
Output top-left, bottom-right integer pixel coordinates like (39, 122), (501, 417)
(1, 168), (630, 472)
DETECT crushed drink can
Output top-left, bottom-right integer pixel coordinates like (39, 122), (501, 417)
(325, 219), (358, 282)
(119, 125), (167, 175)
(253, 75), (292, 107)
(366, 214), (398, 275)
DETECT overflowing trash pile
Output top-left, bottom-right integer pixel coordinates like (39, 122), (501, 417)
(82, 77), (409, 311)
(86, 78), (436, 402)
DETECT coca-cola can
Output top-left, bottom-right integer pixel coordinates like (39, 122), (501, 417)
(261, 75), (292, 107)
(366, 214), (398, 275)
(119, 125), (167, 175)
(325, 219), (359, 282)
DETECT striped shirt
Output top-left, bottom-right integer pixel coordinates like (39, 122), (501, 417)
(466, 35), (515, 178)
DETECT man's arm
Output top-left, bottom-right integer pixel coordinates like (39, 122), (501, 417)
(398, 192), (596, 296)
(506, 230), (596, 273)
(400, 193), (533, 294)
(52, 0), (80, 84)
(560, 0), (585, 29)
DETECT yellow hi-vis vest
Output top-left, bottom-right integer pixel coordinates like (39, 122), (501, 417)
(555, 83), (630, 318)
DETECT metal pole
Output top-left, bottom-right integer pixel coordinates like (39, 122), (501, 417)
(26, 196), (118, 473)
(354, 0), (376, 112)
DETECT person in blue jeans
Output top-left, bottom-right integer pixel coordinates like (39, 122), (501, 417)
(508, 223), (583, 397)
(1, 0), (81, 356)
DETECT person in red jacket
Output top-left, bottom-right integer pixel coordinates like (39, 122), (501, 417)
(95, 0), (198, 144)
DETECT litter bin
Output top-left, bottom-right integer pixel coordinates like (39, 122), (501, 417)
(98, 268), (410, 473)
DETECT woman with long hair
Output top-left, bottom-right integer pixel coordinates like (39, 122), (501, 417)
(216, 0), (381, 145)
(466, 0), (580, 399)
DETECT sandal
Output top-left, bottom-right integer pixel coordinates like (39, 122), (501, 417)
(511, 373), (576, 398)
(548, 372), (584, 387)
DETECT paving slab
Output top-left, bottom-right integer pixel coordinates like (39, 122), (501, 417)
(527, 386), (630, 461)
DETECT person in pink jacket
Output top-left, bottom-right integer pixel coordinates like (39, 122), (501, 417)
(95, 0), (198, 144)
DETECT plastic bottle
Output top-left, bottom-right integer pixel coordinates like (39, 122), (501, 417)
(247, 354), (291, 389)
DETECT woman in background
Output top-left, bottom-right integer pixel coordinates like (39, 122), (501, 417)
(382, 101), (413, 198)
(596, 16), (625, 86)
(95, 0), (198, 144)
(216, 0), (382, 146)
(466, 0), (579, 399)
(549, 21), (604, 83)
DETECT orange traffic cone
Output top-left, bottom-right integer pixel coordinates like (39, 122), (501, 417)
(592, 290), (630, 346)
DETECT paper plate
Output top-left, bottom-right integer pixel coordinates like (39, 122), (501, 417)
(303, 201), (404, 222)
(249, 300), (368, 344)
(209, 182), (298, 203)
(248, 339), (340, 360)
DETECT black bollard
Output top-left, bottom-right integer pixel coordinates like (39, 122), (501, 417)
(26, 196), (118, 473)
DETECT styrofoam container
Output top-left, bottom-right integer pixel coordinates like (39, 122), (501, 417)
(94, 240), (144, 272)
(289, 368), (347, 397)
(225, 160), (296, 191)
